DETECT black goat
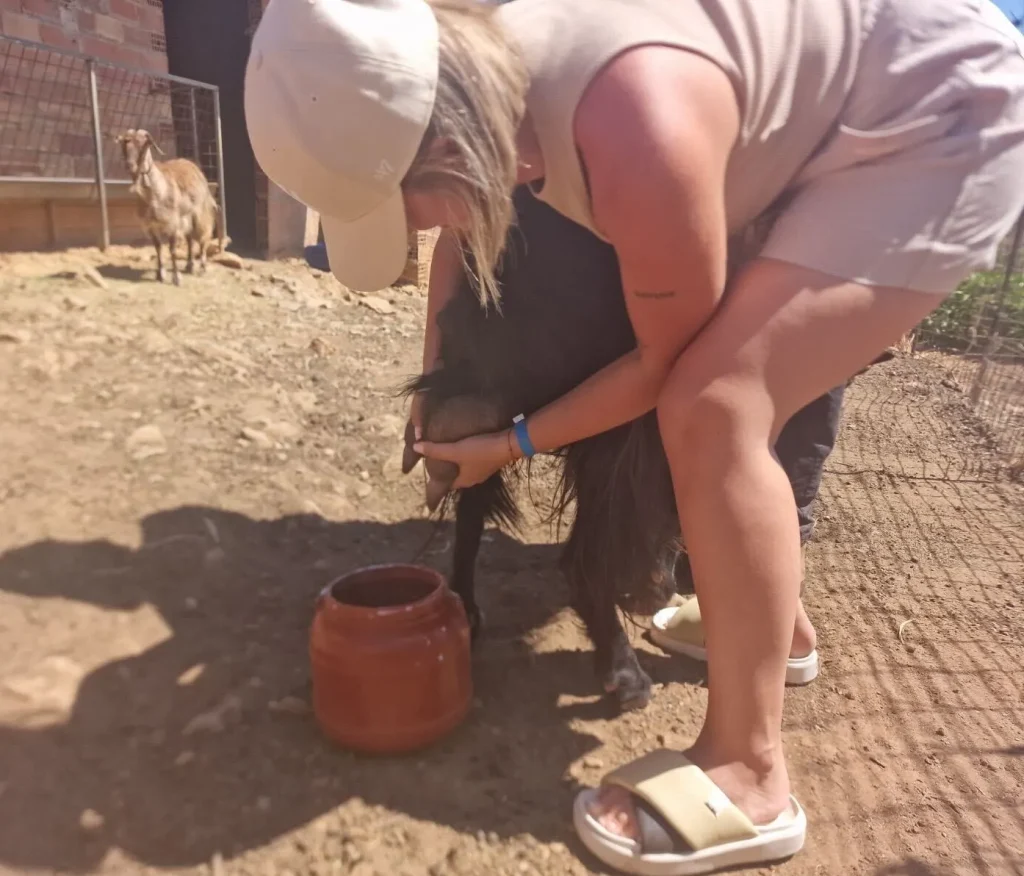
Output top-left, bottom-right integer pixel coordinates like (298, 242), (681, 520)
(401, 187), (681, 711)
(399, 187), (894, 713)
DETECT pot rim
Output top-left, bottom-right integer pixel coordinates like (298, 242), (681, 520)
(316, 562), (449, 620)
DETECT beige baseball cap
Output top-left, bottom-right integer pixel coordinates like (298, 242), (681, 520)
(244, 0), (439, 291)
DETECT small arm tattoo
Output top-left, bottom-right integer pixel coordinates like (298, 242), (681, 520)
(632, 289), (677, 300)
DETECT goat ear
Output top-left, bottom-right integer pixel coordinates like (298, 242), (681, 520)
(401, 420), (422, 474)
(424, 459), (460, 513)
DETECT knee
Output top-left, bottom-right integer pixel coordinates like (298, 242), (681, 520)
(656, 376), (768, 460)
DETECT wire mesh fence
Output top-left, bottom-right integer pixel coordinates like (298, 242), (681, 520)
(820, 219), (1024, 486)
(907, 216), (1024, 476)
(0, 33), (225, 247)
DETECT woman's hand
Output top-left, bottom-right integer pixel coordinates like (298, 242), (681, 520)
(413, 430), (514, 489)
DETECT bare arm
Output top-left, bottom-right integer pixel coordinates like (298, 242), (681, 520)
(511, 46), (740, 456)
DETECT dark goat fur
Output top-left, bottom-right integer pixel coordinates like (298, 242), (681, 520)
(401, 187), (680, 710)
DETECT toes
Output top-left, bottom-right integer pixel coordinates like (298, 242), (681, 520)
(588, 787), (639, 840)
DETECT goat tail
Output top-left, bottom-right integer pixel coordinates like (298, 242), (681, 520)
(552, 413), (680, 623)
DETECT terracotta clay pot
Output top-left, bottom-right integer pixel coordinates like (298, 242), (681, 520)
(309, 563), (472, 754)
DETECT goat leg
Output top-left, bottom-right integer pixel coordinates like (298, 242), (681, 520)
(197, 236), (209, 275)
(561, 526), (652, 713)
(169, 233), (181, 286)
(185, 236), (196, 275)
(151, 233), (166, 283)
(451, 484), (492, 640)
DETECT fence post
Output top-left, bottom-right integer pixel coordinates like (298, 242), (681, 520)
(188, 87), (201, 164)
(212, 87), (228, 250)
(86, 59), (110, 252)
(969, 208), (1024, 405)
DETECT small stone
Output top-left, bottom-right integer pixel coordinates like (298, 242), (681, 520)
(80, 266), (108, 289)
(266, 421), (301, 441)
(292, 390), (319, 412)
(359, 470), (370, 481)
(372, 414), (404, 437)
(175, 750), (196, 767)
(308, 336), (335, 356)
(214, 252), (245, 269)
(139, 327), (175, 354)
(355, 483), (373, 499)
(79, 809), (105, 831)
(299, 499), (324, 516)
(125, 424), (167, 461)
(936, 727), (946, 737)
(240, 427), (273, 448)
(268, 696), (310, 715)
(583, 756), (604, 769)
(250, 287), (267, 297)
(177, 664), (206, 686)
(182, 694), (242, 735)
(359, 295), (395, 315)
(0, 327), (30, 344)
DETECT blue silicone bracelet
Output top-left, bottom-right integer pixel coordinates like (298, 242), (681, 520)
(512, 414), (536, 458)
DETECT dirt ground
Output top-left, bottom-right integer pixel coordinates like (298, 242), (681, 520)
(0, 245), (1022, 876)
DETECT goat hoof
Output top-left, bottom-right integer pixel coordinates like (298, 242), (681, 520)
(605, 665), (653, 712)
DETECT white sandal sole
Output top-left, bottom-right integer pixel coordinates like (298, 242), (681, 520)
(573, 787), (807, 876)
(650, 607), (819, 686)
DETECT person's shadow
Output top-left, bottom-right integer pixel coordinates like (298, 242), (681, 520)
(0, 505), (699, 871)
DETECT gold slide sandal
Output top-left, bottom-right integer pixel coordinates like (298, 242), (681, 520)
(573, 749), (807, 875)
(650, 596), (819, 686)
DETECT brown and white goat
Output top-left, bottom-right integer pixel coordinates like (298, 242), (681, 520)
(116, 128), (219, 285)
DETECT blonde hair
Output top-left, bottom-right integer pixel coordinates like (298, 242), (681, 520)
(403, 0), (529, 310)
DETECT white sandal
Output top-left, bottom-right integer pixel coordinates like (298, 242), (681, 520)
(573, 749), (807, 876)
(650, 597), (819, 686)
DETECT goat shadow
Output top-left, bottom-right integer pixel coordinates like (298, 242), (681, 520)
(94, 264), (154, 284)
(0, 505), (701, 872)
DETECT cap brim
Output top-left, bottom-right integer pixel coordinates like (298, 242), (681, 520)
(322, 190), (409, 292)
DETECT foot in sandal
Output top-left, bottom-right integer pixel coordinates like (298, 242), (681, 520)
(650, 596), (820, 686)
(574, 746), (805, 875)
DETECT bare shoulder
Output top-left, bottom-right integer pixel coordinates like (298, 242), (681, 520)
(573, 45), (740, 243)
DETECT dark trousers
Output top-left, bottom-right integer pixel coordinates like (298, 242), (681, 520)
(775, 383), (846, 545)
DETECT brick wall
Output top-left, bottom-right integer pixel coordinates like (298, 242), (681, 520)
(0, 0), (168, 72)
(0, 0), (176, 179)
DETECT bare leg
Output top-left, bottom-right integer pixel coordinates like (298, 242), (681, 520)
(590, 257), (948, 834)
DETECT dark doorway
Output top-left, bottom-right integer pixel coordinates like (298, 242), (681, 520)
(162, 0), (259, 254)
